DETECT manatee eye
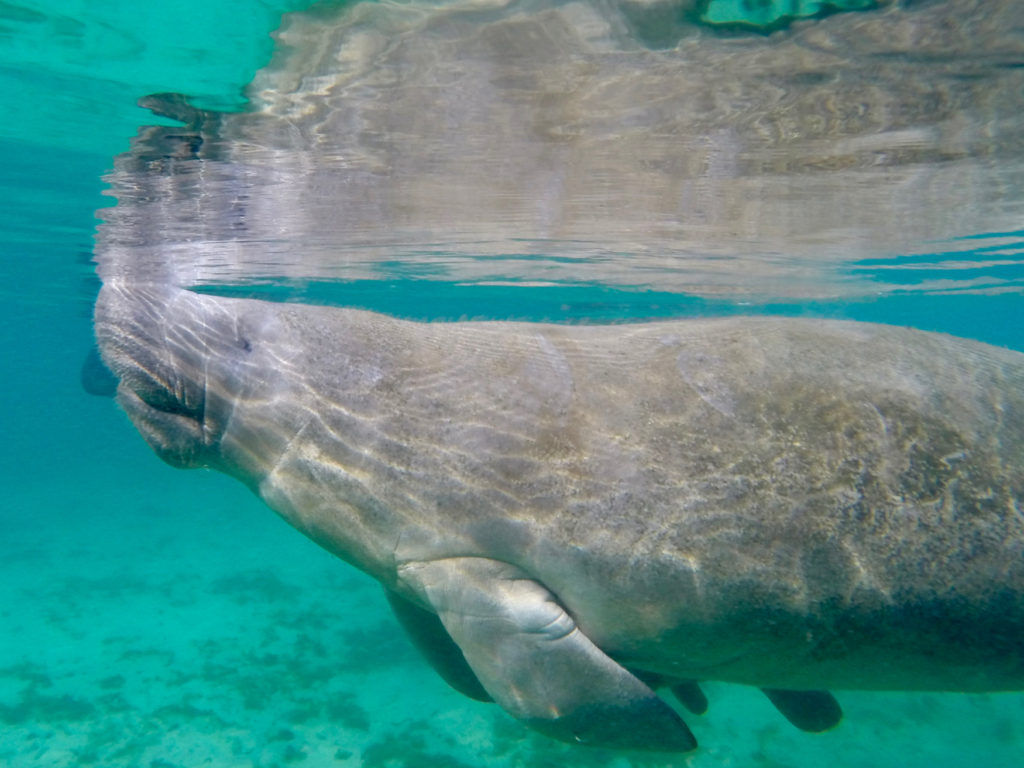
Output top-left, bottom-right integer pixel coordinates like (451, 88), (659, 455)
(238, 337), (252, 353)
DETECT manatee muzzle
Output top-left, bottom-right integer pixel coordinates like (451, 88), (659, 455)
(95, 282), (217, 468)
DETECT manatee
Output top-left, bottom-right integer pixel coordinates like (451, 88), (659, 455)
(90, 0), (1024, 752)
(95, 282), (1024, 751)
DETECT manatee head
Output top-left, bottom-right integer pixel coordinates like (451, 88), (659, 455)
(94, 282), (255, 471)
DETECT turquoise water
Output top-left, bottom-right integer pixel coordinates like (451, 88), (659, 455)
(3, 1), (1024, 766)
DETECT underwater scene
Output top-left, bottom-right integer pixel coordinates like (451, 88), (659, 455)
(3, 0), (1024, 766)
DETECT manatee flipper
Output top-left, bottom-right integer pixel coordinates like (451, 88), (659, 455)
(626, 671), (708, 720)
(671, 681), (709, 716)
(631, 674), (707, 716)
(398, 557), (697, 752)
(761, 688), (843, 732)
(383, 588), (492, 703)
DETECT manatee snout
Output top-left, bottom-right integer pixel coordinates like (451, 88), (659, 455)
(94, 283), (215, 467)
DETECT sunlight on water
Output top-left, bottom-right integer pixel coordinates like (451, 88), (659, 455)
(2, 2), (1024, 767)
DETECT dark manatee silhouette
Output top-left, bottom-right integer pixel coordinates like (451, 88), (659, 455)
(93, 0), (1024, 753)
(80, 345), (118, 397)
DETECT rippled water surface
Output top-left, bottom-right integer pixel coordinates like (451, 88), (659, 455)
(97, 0), (1024, 305)
(2, 1), (1024, 766)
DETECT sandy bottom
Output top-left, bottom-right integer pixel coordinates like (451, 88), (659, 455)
(2, 399), (1023, 768)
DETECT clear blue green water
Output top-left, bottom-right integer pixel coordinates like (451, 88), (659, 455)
(3, 1), (1024, 766)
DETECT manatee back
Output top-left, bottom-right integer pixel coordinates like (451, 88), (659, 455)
(394, 316), (1024, 691)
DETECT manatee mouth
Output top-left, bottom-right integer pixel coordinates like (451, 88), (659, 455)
(127, 369), (204, 420)
(117, 379), (208, 469)
(111, 346), (209, 473)
(95, 282), (219, 468)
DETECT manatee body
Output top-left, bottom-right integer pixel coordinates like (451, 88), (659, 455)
(95, 282), (1024, 751)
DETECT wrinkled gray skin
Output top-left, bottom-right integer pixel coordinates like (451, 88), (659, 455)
(96, 282), (1024, 750)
